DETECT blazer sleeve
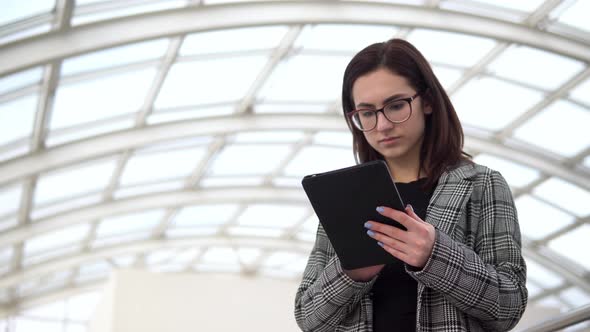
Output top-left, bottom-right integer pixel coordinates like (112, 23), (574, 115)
(407, 170), (528, 331)
(294, 224), (376, 332)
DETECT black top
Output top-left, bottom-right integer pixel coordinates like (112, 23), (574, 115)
(372, 178), (433, 332)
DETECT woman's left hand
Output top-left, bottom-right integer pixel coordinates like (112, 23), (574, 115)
(365, 205), (436, 269)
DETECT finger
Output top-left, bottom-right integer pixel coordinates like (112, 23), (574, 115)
(364, 221), (408, 242)
(378, 241), (410, 263)
(366, 229), (409, 251)
(376, 206), (419, 230)
(405, 204), (425, 223)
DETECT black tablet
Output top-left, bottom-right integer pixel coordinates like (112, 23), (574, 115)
(302, 160), (406, 270)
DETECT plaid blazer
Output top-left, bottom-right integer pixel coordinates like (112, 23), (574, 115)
(294, 162), (528, 331)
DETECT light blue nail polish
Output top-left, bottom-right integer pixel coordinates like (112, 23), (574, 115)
(367, 230), (375, 237)
(364, 222), (371, 229)
(377, 242), (384, 247)
(376, 206), (384, 213)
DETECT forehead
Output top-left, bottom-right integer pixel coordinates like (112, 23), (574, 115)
(352, 68), (411, 103)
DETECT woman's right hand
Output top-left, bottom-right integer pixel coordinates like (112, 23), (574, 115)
(343, 264), (384, 282)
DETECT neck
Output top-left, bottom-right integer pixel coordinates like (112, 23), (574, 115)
(386, 158), (422, 183)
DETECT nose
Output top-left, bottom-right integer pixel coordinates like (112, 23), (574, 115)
(375, 110), (394, 131)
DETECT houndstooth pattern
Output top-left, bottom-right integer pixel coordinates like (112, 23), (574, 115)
(294, 163), (528, 332)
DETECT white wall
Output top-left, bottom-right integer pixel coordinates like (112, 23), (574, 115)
(89, 269), (301, 332)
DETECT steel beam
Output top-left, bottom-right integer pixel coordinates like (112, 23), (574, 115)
(1, 1), (589, 77)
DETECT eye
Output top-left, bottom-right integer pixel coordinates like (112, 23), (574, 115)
(385, 101), (406, 111)
(359, 110), (375, 117)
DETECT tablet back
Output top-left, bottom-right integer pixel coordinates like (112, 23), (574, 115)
(302, 160), (406, 270)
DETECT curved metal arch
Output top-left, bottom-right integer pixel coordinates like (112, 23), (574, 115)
(1, 1), (589, 77)
(0, 235), (312, 289)
(0, 114), (588, 190)
(0, 187), (307, 247)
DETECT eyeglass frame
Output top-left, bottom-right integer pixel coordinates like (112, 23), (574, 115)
(347, 92), (421, 132)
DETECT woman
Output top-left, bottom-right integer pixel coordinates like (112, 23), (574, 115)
(294, 39), (527, 331)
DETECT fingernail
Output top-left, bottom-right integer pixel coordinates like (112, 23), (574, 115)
(376, 206), (384, 213)
(406, 204), (414, 212)
(367, 230), (375, 237)
(377, 241), (384, 247)
(364, 222), (372, 229)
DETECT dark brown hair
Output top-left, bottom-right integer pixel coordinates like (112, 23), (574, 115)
(342, 38), (471, 189)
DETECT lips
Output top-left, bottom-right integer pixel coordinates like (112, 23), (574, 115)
(379, 136), (400, 144)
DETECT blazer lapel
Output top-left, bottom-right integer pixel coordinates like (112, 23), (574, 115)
(424, 163), (476, 236)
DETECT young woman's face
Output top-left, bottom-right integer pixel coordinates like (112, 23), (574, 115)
(351, 68), (431, 165)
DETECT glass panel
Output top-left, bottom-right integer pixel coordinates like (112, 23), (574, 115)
(525, 280), (542, 298)
(569, 77), (590, 105)
(119, 147), (207, 185)
(155, 56), (268, 108)
(258, 55), (350, 102)
(232, 131), (305, 144)
(0, 67), (43, 95)
(261, 251), (301, 268)
(0, 183), (22, 217)
(92, 232), (150, 249)
(236, 248), (262, 265)
(0, 246), (13, 275)
(180, 26), (288, 55)
(525, 257), (564, 288)
(0, 217), (18, 232)
(111, 254), (136, 267)
(46, 118), (135, 147)
(283, 146), (355, 177)
(515, 195), (575, 240)
(114, 181), (184, 199)
(227, 227), (283, 238)
(31, 194), (102, 221)
(72, 1), (187, 26)
(22, 245), (80, 266)
(66, 323), (87, 332)
(146, 249), (177, 265)
(313, 131), (351, 147)
(147, 106), (235, 123)
(513, 100), (590, 157)
(201, 247), (238, 264)
(173, 204), (239, 227)
(294, 24), (397, 52)
(13, 317), (62, 332)
(0, 0), (55, 25)
(407, 29), (496, 67)
(62, 39), (169, 75)
(559, 287), (590, 308)
(467, 0), (545, 12)
(555, 0), (590, 32)
(169, 248), (200, 264)
(22, 301), (65, 319)
(548, 224), (590, 270)
(254, 103), (328, 114)
(0, 94), (37, 145)
(533, 178), (590, 217)
(166, 227), (219, 237)
(34, 158), (117, 205)
(488, 45), (584, 90)
(0, 24), (51, 46)
(272, 177), (301, 187)
(432, 66), (462, 89)
(0, 143), (30, 162)
(199, 176), (264, 187)
(77, 261), (111, 280)
(453, 76), (543, 131)
(137, 136), (211, 154)
(95, 210), (164, 238)
(472, 154), (540, 188)
(24, 224), (90, 255)
(236, 204), (307, 228)
(51, 68), (157, 129)
(209, 144), (293, 176)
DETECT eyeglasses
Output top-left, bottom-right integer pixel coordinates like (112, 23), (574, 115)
(348, 92), (420, 132)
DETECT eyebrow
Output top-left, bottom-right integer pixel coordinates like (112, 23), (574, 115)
(355, 93), (410, 108)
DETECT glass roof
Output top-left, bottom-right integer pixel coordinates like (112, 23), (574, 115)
(0, 0), (589, 331)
